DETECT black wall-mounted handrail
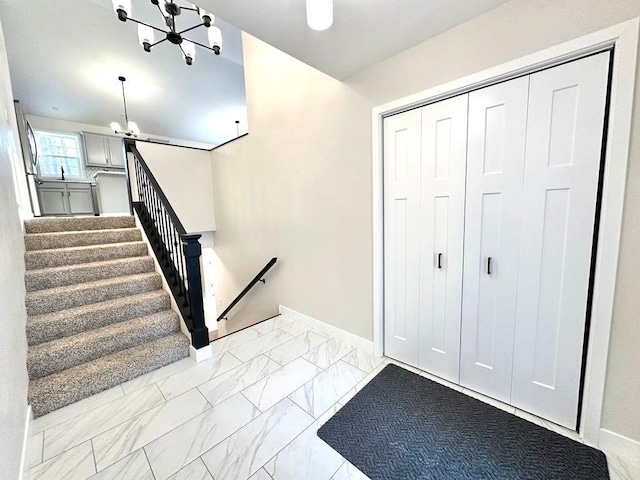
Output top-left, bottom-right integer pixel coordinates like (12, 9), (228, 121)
(217, 258), (278, 322)
(123, 139), (209, 349)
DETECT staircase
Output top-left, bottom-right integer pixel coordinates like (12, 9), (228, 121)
(24, 215), (190, 418)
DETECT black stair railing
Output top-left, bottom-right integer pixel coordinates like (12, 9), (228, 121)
(217, 258), (278, 321)
(123, 139), (209, 349)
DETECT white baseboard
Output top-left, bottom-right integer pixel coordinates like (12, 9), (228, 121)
(599, 428), (640, 461)
(19, 406), (32, 480)
(190, 344), (213, 363)
(278, 305), (375, 354)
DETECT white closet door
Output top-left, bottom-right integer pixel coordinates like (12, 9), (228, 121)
(460, 77), (529, 403)
(383, 109), (422, 366)
(511, 52), (610, 429)
(418, 95), (468, 383)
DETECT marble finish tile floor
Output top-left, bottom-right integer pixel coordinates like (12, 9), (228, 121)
(25, 314), (635, 480)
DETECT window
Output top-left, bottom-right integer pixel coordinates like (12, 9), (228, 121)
(35, 131), (84, 179)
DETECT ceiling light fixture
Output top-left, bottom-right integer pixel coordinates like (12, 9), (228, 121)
(306, 0), (333, 31)
(110, 76), (140, 137)
(111, 0), (223, 66)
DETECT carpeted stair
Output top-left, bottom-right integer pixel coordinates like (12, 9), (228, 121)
(24, 215), (190, 418)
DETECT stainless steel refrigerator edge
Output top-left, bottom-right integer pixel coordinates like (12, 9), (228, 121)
(14, 100), (40, 216)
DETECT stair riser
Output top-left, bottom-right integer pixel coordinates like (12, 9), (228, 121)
(25, 243), (147, 270)
(25, 257), (155, 292)
(28, 312), (180, 379)
(25, 229), (142, 251)
(26, 275), (162, 316)
(25, 216), (136, 234)
(27, 292), (171, 346)
(28, 333), (190, 418)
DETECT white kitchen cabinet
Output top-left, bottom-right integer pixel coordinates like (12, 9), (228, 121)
(83, 133), (125, 168)
(37, 181), (95, 216)
(67, 183), (96, 215)
(38, 185), (68, 215)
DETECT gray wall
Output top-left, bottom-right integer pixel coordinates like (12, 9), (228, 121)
(0, 19), (29, 480)
(211, 0), (640, 443)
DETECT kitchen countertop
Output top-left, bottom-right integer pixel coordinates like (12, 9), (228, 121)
(93, 171), (126, 178)
(38, 179), (94, 184)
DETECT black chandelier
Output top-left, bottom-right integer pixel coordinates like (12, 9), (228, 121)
(111, 0), (222, 66)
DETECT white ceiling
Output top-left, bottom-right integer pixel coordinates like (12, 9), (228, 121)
(196, 0), (510, 80)
(0, 0), (248, 148)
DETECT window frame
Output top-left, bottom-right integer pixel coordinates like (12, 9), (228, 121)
(34, 129), (86, 180)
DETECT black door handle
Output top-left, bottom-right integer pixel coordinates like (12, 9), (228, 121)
(437, 253), (443, 269)
(487, 257), (492, 275)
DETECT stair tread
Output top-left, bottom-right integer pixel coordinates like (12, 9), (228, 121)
(28, 310), (180, 379)
(25, 256), (153, 276)
(25, 227), (140, 238)
(25, 272), (160, 300)
(28, 333), (189, 417)
(25, 240), (146, 255)
(25, 216), (135, 234)
(27, 290), (171, 345)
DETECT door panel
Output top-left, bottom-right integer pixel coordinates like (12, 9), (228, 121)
(107, 137), (125, 167)
(460, 76), (529, 403)
(384, 109), (422, 366)
(39, 188), (68, 215)
(418, 95), (468, 383)
(511, 52), (610, 429)
(84, 133), (109, 166)
(68, 189), (95, 215)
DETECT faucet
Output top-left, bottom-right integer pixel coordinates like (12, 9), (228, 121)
(59, 166), (65, 181)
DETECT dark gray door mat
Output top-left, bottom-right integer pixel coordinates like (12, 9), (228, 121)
(317, 364), (609, 480)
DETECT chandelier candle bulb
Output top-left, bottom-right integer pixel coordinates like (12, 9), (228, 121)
(137, 24), (154, 52)
(182, 40), (196, 65)
(208, 26), (222, 54)
(306, 0), (333, 30)
(111, 0), (131, 21)
(127, 121), (140, 136)
(197, 8), (213, 27)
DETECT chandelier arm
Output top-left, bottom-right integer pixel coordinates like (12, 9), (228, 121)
(185, 38), (216, 52)
(127, 16), (167, 34)
(180, 5), (198, 12)
(176, 22), (205, 36)
(149, 37), (169, 48)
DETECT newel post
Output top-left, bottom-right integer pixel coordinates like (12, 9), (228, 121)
(181, 234), (210, 349)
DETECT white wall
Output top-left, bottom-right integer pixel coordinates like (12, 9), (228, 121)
(0, 18), (30, 480)
(210, 0), (640, 444)
(210, 34), (372, 331)
(136, 142), (216, 234)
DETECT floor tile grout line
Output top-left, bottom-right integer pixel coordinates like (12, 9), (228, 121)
(258, 396), (346, 479)
(263, 327), (332, 366)
(123, 361), (196, 397)
(328, 459), (348, 480)
(90, 438), (98, 475)
(141, 391), (263, 478)
(43, 387), (167, 465)
(139, 447), (158, 480)
(33, 387), (127, 437)
(227, 350), (245, 364)
(40, 430), (45, 466)
(90, 388), (215, 474)
(239, 356), (332, 413)
(252, 401), (319, 477)
(229, 331), (297, 364)
(200, 455), (217, 480)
